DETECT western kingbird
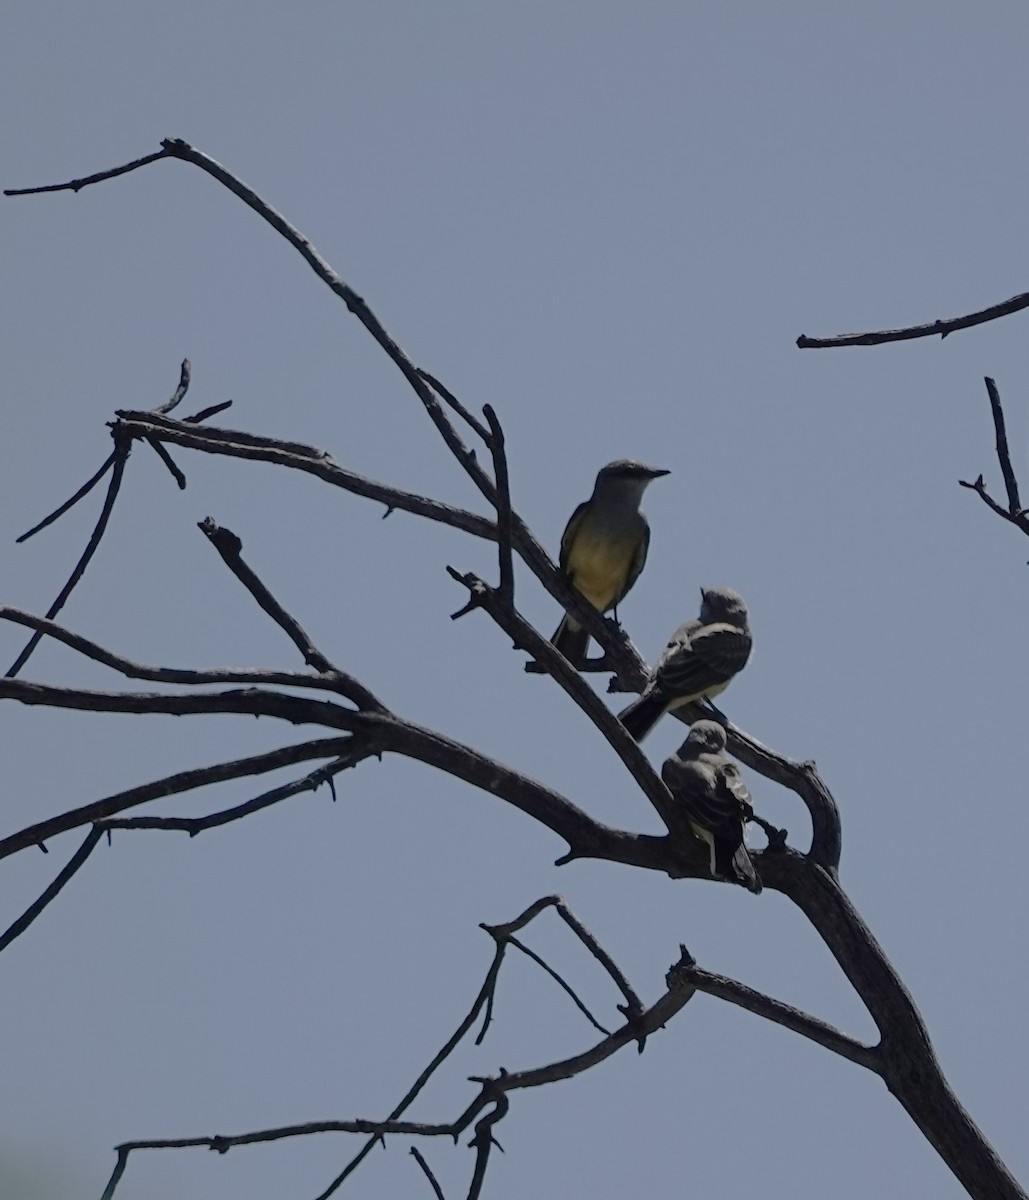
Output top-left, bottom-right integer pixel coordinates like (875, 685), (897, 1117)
(661, 720), (761, 893)
(618, 586), (751, 741)
(550, 460), (669, 668)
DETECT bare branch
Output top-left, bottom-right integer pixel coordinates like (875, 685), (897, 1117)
(154, 358), (192, 416)
(504, 935), (612, 1036)
(0, 606), (351, 694)
(958, 377), (1029, 543)
(15, 450), (118, 543)
(797, 289), (1029, 348)
(447, 569), (684, 846)
(684, 959), (879, 1071)
(410, 1147), (447, 1200)
(197, 518), (335, 673)
(6, 429), (131, 678)
(115, 411), (498, 541)
(0, 736), (354, 861)
(416, 370), (491, 442)
(98, 755), (357, 837)
(4, 147), (171, 196)
(482, 405), (514, 604)
(0, 825), (104, 953)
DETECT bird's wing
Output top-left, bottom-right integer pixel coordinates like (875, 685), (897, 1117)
(721, 761), (754, 817)
(615, 520), (650, 607)
(661, 758), (736, 835)
(653, 622), (749, 701)
(558, 501), (590, 575)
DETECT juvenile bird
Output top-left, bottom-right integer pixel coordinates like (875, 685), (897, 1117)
(661, 720), (761, 893)
(618, 586), (751, 741)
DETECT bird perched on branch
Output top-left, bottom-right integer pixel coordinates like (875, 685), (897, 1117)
(661, 720), (761, 893)
(550, 459), (669, 668)
(617, 586), (751, 741)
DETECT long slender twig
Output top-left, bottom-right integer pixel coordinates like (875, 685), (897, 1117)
(482, 405), (514, 604)
(410, 1147), (447, 1200)
(0, 607), (349, 694)
(797, 289), (1029, 348)
(0, 825), (104, 953)
(15, 450), (118, 543)
(958, 377), (1029, 542)
(0, 736), (354, 861)
(504, 935), (611, 1036)
(98, 755), (357, 837)
(6, 430), (131, 677)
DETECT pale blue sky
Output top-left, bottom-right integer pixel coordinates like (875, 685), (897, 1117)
(3, 3), (1028, 1198)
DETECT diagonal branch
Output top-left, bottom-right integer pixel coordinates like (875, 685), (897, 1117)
(6, 428), (131, 677)
(797, 289), (1029, 348)
(0, 825), (104, 953)
(0, 736), (356, 861)
(15, 450), (118, 544)
(98, 754), (357, 837)
(682, 957), (879, 1071)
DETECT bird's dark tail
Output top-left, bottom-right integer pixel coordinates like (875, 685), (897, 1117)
(551, 616), (591, 670)
(618, 692), (667, 741)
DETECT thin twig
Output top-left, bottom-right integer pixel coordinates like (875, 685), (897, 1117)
(797, 290), (1029, 348)
(154, 358), (191, 415)
(482, 405), (514, 603)
(99, 755), (357, 836)
(6, 430), (131, 678)
(185, 399), (233, 423)
(15, 450), (117, 543)
(0, 736), (353, 862)
(0, 606), (350, 694)
(198, 519), (344, 681)
(986, 377), (1023, 514)
(4, 147), (171, 196)
(506, 936), (611, 1036)
(0, 825), (103, 953)
(115, 411), (496, 539)
(312, 943), (509, 1200)
(417, 371), (490, 441)
(145, 437), (187, 488)
(410, 1147), (447, 1200)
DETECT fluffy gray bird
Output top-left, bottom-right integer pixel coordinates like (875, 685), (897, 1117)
(617, 586), (751, 741)
(550, 459), (669, 668)
(661, 720), (761, 893)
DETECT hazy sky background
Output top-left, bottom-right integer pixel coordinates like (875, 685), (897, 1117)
(3, 4), (1028, 1198)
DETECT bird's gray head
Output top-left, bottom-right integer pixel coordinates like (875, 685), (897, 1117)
(592, 459), (670, 503)
(682, 720), (727, 755)
(699, 586), (749, 629)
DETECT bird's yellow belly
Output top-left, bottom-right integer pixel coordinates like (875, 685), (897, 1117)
(567, 532), (635, 612)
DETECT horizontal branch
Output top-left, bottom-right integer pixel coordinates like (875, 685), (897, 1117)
(797, 290), (1029, 348)
(0, 607), (354, 695)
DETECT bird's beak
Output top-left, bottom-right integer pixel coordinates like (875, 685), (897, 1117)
(647, 467), (671, 478)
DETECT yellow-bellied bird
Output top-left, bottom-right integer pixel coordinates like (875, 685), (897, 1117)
(617, 586), (751, 741)
(661, 721), (761, 893)
(550, 460), (669, 668)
